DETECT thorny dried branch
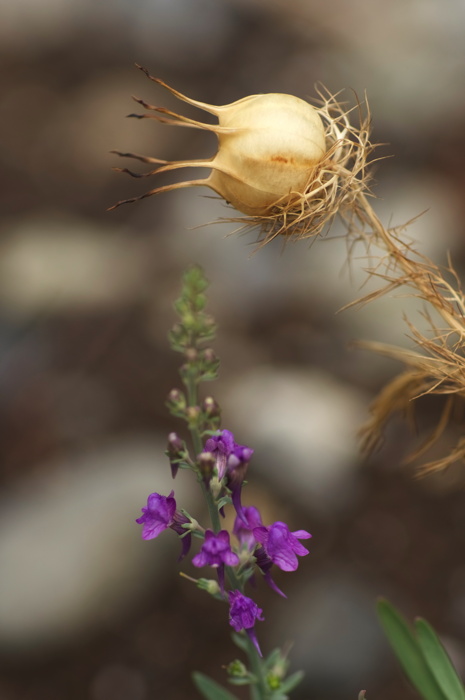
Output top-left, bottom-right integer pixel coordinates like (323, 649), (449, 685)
(351, 193), (465, 473)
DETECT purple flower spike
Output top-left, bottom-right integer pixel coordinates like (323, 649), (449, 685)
(136, 491), (176, 540)
(233, 506), (263, 550)
(253, 521), (312, 572)
(228, 590), (264, 657)
(192, 529), (240, 594)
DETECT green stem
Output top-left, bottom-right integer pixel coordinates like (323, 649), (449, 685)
(185, 373), (221, 533)
(185, 365), (268, 699)
(246, 636), (268, 700)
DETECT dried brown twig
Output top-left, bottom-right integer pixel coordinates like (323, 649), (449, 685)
(350, 193), (465, 472)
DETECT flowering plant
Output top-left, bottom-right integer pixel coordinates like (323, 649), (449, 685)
(136, 266), (309, 698)
(112, 69), (465, 699)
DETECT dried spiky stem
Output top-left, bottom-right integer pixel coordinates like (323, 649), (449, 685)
(350, 193), (465, 473)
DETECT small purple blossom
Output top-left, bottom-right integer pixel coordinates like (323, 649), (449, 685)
(233, 506), (263, 550)
(192, 529), (240, 593)
(136, 491), (176, 540)
(204, 429), (253, 481)
(136, 490), (192, 560)
(204, 429), (236, 481)
(204, 429), (253, 524)
(253, 521), (312, 572)
(192, 530), (240, 568)
(228, 590), (264, 657)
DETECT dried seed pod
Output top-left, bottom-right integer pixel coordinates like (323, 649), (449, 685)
(110, 66), (373, 245)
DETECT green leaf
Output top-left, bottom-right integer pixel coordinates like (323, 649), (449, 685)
(278, 670), (305, 693)
(377, 599), (445, 700)
(415, 618), (465, 700)
(263, 648), (282, 669)
(228, 677), (253, 686)
(192, 672), (239, 700)
(231, 632), (249, 653)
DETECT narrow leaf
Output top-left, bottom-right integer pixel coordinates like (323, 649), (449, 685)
(415, 618), (465, 700)
(231, 632), (249, 653)
(278, 670), (305, 693)
(192, 672), (239, 700)
(377, 599), (445, 700)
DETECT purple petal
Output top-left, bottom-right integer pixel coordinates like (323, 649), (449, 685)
(264, 571), (287, 598)
(271, 548), (299, 572)
(252, 526), (268, 545)
(177, 533), (192, 562)
(223, 550), (240, 566)
(291, 529), (312, 540)
(192, 551), (209, 567)
(246, 628), (262, 657)
(290, 540), (310, 557)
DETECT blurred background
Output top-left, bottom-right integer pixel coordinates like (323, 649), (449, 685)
(1, 0), (465, 698)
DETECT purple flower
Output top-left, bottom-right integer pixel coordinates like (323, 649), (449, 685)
(233, 506), (263, 550)
(204, 429), (253, 481)
(253, 521), (311, 572)
(204, 429), (253, 524)
(228, 590), (264, 657)
(192, 530), (240, 568)
(192, 529), (240, 593)
(136, 490), (192, 560)
(136, 491), (176, 540)
(204, 429), (235, 480)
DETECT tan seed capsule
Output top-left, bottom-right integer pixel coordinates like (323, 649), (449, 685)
(110, 66), (373, 245)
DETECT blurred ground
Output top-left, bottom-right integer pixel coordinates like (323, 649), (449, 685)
(1, 1), (465, 699)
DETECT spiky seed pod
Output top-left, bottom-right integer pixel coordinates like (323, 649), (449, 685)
(110, 66), (373, 245)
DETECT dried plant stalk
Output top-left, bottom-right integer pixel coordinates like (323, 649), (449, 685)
(110, 69), (465, 471)
(350, 194), (465, 472)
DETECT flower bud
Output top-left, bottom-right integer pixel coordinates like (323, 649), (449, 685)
(201, 395), (221, 420)
(197, 451), (216, 484)
(167, 431), (185, 479)
(185, 347), (198, 363)
(202, 348), (217, 365)
(186, 405), (201, 428)
(166, 388), (186, 411)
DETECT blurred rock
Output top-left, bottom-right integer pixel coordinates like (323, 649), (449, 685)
(222, 366), (369, 512)
(230, 0), (465, 136)
(0, 437), (197, 652)
(272, 569), (386, 694)
(0, 217), (153, 316)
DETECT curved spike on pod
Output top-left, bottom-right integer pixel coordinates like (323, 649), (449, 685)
(115, 158), (216, 179)
(110, 151), (168, 165)
(134, 64), (266, 117)
(135, 64), (222, 116)
(107, 177), (211, 211)
(127, 107), (238, 134)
